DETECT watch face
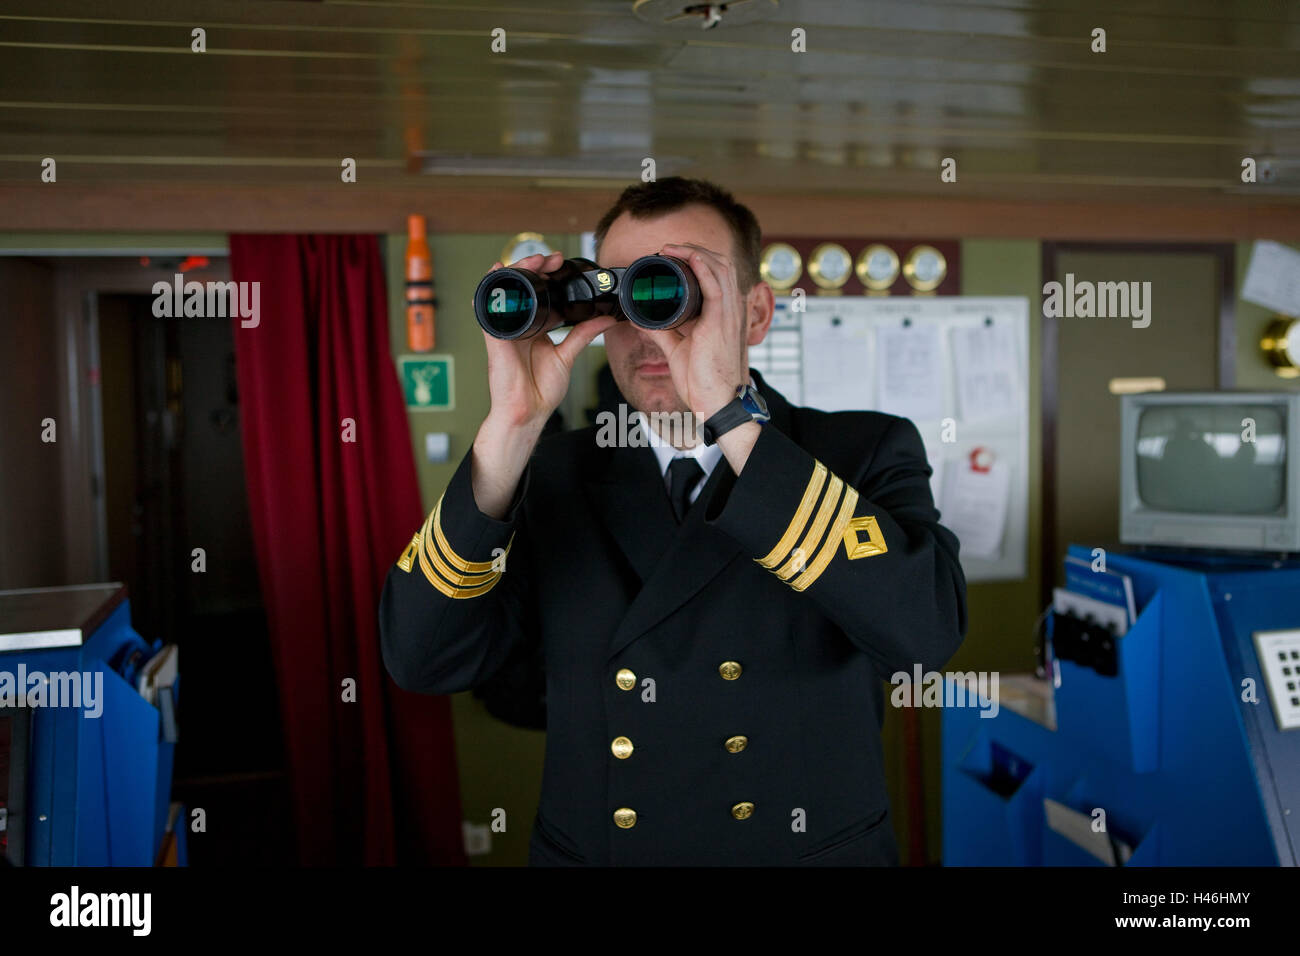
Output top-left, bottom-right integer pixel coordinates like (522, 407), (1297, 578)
(809, 243), (852, 290)
(913, 254), (942, 283)
(903, 244), (947, 292)
(855, 244), (900, 291)
(740, 385), (770, 419)
(760, 243), (803, 291)
(867, 250), (894, 277)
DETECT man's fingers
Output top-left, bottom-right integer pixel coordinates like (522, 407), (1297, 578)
(482, 326), (524, 372)
(537, 250), (568, 273)
(660, 243), (726, 277)
(668, 248), (735, 352)
(510, 250), (566, 273)
(554, 315), (618, 368)
(643, 327), (686, 357)
(687, 250), (726, 306)
(661, 245), (728, 311)
(661, 241), (719, 262)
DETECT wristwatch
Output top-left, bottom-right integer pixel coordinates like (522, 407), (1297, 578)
(702, 384), (771, 446)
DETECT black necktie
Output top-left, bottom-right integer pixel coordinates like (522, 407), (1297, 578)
(667, 457), (705, 523)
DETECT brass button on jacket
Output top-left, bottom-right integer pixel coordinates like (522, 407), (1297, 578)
(731, 802), (755, 820)
(719, 661), (742, 680)
(611, 736), (633, 759)
(613, 808), (637, 829)
(615, 668), (636, 691)
(724, 735), (748, 753)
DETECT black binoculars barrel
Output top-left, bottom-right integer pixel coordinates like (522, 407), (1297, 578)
(473, 257), (597, 340)
(476, 271), (539, 339)
(474, 255), (700, 340)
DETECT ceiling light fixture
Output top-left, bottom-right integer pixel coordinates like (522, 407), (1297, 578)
(632, 0), (780, 31)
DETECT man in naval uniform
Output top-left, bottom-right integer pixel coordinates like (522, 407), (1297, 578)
(380, 177), (967, 866)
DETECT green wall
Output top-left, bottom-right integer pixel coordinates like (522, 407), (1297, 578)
(956, 240), (1045, 678)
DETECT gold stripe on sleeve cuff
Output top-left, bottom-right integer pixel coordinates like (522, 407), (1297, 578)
(776, 474), (844, 581)
(418, 537), (501, 598)
(431, 497), (500, 574)
(421, 509), (497, 582)
(790, 487), (860, 592)
(757, 460), (828, 569)
(413, 495), (515, 599)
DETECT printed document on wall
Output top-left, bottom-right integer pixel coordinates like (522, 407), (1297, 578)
(801, 311), (873, 411)
(939, 459), (1011, 559)
(952, 323), (1019, 421)
(876, 324), (944, 422)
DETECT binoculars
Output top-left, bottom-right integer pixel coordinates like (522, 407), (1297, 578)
(473, 255), (701, 340)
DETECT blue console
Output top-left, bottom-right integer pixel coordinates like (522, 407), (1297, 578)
(0, 584), (183, 866)
(943, 545), (1300, 866)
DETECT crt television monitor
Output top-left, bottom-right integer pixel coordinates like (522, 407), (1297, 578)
(1120, 391), (1300, 552)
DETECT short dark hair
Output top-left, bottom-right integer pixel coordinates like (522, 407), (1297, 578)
(593, 177), (762, 292)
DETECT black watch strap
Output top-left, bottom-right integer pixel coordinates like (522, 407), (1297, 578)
(702, 397), (755, 446)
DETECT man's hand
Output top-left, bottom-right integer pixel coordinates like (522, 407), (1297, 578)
(644, 242), (761, 473)
(472, 251), (618, 518)
(643, 243), (749, 422)
(481, 251), (618, 432)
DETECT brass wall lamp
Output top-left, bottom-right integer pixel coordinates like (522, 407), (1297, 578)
(1261, 316), (1300, 379)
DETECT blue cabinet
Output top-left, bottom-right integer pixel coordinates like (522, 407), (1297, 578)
(0, 584), (180, 866)
(943, 546), (1300, 866)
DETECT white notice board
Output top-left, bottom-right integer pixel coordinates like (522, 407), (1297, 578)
(750, 296), (1030, 583)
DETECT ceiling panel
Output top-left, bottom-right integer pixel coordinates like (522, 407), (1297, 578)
(0, 0), (1296, 201)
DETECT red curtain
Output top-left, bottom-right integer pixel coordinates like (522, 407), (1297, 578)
(229, 234), (466, 866)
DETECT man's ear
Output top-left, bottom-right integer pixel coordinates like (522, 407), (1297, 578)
(745, 282), (776, 346)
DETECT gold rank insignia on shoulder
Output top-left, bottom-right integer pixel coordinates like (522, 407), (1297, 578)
(842, 515), (887, 559)
(396, 495), (513, 599)
(755, 459), (871, 591)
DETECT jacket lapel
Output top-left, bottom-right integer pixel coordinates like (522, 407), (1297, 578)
(599, 369), (797, 661)
(583, 441), (676, 584)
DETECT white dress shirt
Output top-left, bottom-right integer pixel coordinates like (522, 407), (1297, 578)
(634, 411), (724, 506)
(632, 376), (756, 505)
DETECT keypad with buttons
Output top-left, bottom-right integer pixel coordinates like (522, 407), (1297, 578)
(1254, 629), (1300, 730)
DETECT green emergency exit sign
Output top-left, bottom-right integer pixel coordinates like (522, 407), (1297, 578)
(398, 355), (454, 411)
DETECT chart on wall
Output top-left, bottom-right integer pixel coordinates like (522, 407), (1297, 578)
(749, 296), (1031, 583)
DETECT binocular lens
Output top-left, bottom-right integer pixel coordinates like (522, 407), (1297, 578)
(479, 274), (536, 337)
(625, 260), (687, 327)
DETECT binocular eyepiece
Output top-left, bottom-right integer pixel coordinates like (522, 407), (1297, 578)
(474, 255), (702, 340)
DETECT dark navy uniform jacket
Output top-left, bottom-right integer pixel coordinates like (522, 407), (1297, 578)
(379, 369), (967, 866)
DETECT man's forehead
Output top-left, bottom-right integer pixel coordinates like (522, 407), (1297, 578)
(599, 206), (737, 264)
